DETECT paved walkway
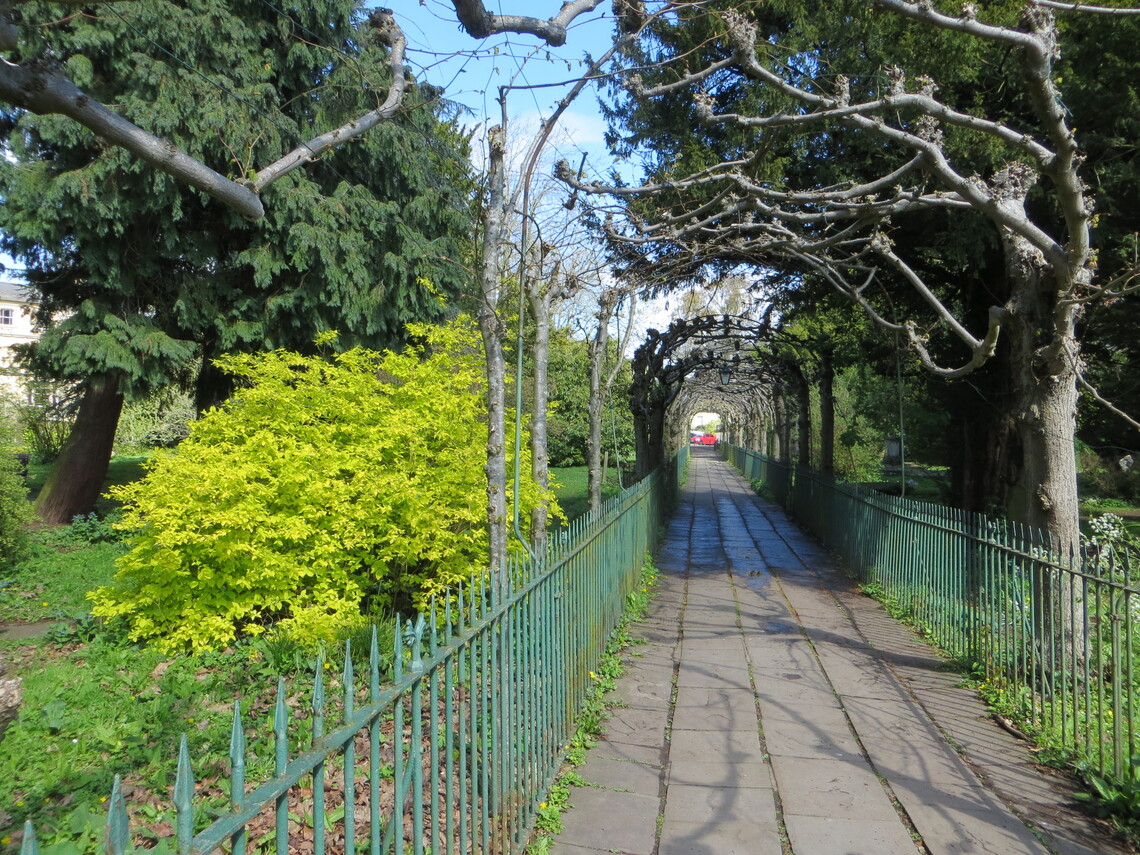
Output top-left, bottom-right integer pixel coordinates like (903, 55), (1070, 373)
(551, 449), (1130, 855)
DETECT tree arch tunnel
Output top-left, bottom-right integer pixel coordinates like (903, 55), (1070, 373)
(628, 313), (812, 478)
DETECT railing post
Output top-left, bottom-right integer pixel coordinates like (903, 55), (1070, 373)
(174, 735), (194, 854)
(229, 703), (247, 854)
(20, 821), (39, 855)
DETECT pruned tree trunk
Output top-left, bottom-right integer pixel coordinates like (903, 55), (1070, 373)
(790, 365), (812, 469)
(634, 387), (667, 480)
(478, 126), (510, 595)
(632, 405), (651, 480)
(34, 373), (124, 525)
(998, 189), (1085, 669)
(819, 346), (835, 477)
(586, 289), (624, 511)
(586, 341), (607, 510)
(194, 343), (236, 414)
(772, 391), (787, 462)
(527, 272), (552, 549)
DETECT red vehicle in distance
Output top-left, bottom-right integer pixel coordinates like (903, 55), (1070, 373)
(690, 433), (717, 445)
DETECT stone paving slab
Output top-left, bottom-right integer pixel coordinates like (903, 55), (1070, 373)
(668, 727), (766, 764)
(658, 819), (783, 855)
(549, 450), (1130, 855)
(602, 707), (670, 747)
(576, 755), (662, 795)
(770, 755), (900, 821)
(675, 661), (752, 690)
(781, 815), (919, 855)
(586, 737), (662, 767)
(762, 712), (863, 761)
(661, 783), (778, 825)
(667, 761), (774, 789)
(672, 684), (756, 716)
(551, 788), (658, 855)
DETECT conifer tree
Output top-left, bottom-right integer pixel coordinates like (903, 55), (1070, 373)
(0, 0), (473, 523)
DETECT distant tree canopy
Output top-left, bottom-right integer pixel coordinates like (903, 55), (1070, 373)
(0, 0), (475, 522)
(542, 329), (635, 469)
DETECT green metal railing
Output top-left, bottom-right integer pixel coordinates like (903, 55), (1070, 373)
(21, 447), (685, 855)
(724, 444), (1140, 784)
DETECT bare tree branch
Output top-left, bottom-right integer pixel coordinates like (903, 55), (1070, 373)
(251, 8), (407, 192)
(873, 0), (1047, 54)
(1, 0), (614, 217)
(0, 57), (267, 219)
(0, 7), (413, 219)
(449, 0), (605, 46)
(1073, 360), (1140, 432)
(1030, 0), (1140, 15)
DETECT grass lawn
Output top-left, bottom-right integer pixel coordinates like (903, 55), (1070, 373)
(551, 465), (627, 522)
(1079, 499), (1140, 540)
(1, 520), (393, 852)
(23, 454), (151, 516)
(0, 533), (123, 623)
(1, 454), (297, 850)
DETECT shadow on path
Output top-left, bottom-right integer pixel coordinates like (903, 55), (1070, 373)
(550, 450), (1130, 855)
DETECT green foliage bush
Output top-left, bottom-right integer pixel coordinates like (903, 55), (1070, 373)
(15, 381), (74, 463)
(544, 332), (635, 468)
(0, 396), (33, 567)
(114, 386), (197, 452)
(90, 319), (554, 653)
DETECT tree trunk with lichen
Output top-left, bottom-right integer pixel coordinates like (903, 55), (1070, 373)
(587, 290), (621, 511)
(789, 365), (811, 470)
(999, 197), (1084, 678)
(819, 346), (835, 477)
(527, 278), (552, 550)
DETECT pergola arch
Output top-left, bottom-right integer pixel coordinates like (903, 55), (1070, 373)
(628, 312), (817, 477)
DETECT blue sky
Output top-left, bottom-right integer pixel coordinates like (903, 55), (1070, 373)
(390, 3), (685, 343)
(392, 0), (621, 174)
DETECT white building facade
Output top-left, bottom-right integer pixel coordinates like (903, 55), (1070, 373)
(0, 280), (37, 400)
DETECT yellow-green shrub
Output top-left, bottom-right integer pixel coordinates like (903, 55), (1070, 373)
(90, 318), (555, 653)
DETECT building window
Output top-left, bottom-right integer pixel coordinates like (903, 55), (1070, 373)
(0, 308), (13, 326)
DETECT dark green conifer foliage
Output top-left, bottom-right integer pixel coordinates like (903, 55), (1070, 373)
(0, 0), (473, 522)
